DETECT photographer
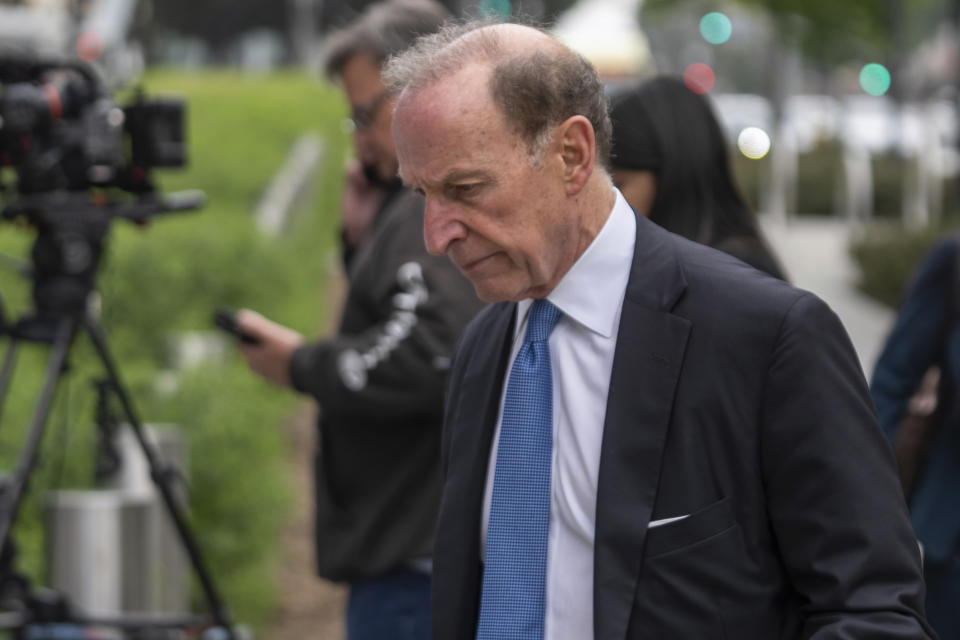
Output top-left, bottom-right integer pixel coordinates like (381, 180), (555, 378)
(234, 1), (482, 638)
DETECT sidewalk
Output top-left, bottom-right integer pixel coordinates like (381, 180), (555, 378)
(761, 215), (895, 378)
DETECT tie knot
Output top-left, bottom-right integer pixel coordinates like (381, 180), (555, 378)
(524, 299), (561, 344)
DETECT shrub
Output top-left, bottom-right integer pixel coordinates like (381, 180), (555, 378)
(850, 221), (960, 309)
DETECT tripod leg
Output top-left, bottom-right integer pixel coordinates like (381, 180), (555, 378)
(82, 316), (237, 638)
(0, 316), (77, 558)
(0, 337), (20, 424)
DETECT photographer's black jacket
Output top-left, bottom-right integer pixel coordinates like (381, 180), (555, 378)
(289, 185), (483, 582)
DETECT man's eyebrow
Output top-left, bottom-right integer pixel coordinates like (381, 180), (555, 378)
(397, 168), (494, 191)
(441, 169), (492, 184)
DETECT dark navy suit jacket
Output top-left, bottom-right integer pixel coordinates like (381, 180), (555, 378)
(433, 212), (932, 639)
(872, 237), (960, 563)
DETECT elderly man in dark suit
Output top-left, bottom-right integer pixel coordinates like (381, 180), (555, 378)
(386, 21), (933, 640)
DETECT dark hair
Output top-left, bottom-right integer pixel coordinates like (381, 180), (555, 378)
(491, 47), (611, 166)
(322, 0), (450, 80)
(384, 22), (612, 166)
(609, 76), (759, 247)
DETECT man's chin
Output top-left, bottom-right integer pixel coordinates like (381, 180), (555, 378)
(468, 277), (507, 304)
(469, 278), (530, 304)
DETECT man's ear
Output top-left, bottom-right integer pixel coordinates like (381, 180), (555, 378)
(557, 115), (596, 196)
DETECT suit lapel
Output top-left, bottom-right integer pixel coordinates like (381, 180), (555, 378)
(437, 302), (515, 639)
(593, 214), (691, 640)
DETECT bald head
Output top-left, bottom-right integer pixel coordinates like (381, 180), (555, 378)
(384, 21), (612, 165)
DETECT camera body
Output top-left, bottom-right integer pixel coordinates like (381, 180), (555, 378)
(0, 55), (186, 196)
(0, 55), (200, 328)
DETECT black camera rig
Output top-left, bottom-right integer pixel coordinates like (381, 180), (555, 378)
(0, 53), (204, 334)
(0, 54), (184, 194)
(0, 54), (240, 639)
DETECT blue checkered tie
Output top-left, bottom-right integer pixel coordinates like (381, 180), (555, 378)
(477, 299), (562, 640)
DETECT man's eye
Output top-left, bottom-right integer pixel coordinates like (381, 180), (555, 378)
(455, 184), (479, 197)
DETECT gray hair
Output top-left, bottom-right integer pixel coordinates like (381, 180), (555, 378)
(383, 21), (612, 167)
(322, 0), (451, 80)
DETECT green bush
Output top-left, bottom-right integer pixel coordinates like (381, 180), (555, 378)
(0, 69), (350, 631)
(849, 222), (958, 309)
(871, 152), (907, 219)
(729, 140), (844, 217)
(797, 141), (843, 216)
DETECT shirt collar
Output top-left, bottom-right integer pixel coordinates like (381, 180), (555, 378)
(517, 189), (637, 339)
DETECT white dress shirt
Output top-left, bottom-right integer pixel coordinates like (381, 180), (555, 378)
(481, 190), (637, 640)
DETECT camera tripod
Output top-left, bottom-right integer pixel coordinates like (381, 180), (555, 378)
(0, 194), (240, 639)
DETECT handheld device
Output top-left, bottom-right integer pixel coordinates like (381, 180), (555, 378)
(213, 308), (260, 345)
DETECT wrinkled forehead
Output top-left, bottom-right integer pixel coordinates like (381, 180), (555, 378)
(394, 62), (497, 147)
(393, 65), (520, 184)
(395, 58), (492, 116)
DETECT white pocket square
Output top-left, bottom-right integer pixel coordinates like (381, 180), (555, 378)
(648, 515), (689, 529)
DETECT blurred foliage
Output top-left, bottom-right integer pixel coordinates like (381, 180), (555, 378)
(795, 141), (844, 216)
(0, 70), (350, 630)
(849, 221), (958, 308)
(729, 0), (936, 63)
(146, 0), (577, 53)
(730, 140), (844, 216)
(643, 0), (941, 66)
(149, 0), (288, 56)
(872, 152), (908, 219)
(729, 141), (948, 222)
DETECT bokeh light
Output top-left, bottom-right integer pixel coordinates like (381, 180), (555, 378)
(737, 127), (771, 159)
(683, 63), (716, 94)
(700, 12), (732, 45)
(478, 0), (511, 17)
(859, 63), (891, 96)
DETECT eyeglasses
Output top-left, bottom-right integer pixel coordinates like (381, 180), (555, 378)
(342, 89), (394, 134)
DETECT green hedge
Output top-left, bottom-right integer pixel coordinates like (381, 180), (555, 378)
(849, 222), (957, 310)
(0, 70), (350, 631)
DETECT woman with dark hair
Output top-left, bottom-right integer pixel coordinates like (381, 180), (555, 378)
(609, 75), (786, 280)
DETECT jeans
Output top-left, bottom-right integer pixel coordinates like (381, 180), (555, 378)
(346, 567), (432, 640)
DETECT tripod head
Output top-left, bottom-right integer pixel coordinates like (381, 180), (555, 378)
(2, 190), (204, 342)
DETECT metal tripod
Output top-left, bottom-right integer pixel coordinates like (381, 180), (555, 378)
(0, 307), (239, 639)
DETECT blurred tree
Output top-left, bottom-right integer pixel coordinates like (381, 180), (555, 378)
(149, 0), (288, 61)
(643, 0), (940, 69)
(148, 0), (578, 62)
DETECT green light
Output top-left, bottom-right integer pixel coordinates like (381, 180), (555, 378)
(700, 12), (732, 45)
(478, 0), (511, 17)
(860, 63), (891, 96)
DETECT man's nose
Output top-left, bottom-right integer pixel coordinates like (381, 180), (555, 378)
(423, 197), (466, 256)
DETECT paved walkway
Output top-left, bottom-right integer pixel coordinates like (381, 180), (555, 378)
(761, 215), (895, 378)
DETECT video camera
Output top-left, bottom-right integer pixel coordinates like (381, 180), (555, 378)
(0, 54), (202, 330)
(0, 54), (184, 194)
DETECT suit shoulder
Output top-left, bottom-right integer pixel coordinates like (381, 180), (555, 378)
(661, 233), (824, 349)
(674, 233), (801, 312)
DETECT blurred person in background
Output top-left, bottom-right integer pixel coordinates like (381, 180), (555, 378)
(872, 236), (960, 639)
(233, 1), (484, 638)
(608, 76), (786, 281)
